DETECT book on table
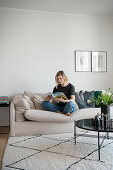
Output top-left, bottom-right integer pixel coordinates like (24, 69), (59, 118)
(0, 96), (9, 104)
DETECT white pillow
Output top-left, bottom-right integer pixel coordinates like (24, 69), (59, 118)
(36, 92), (52, 98)
(24, 91), (52, 99)
(24, 95), (35, 109)
(33, 94), (45, 110)
(13, 94), (24, 101)
(24, 91), (35, 98)
(13, 98), (30, 122)
(24, 91), (35, 103)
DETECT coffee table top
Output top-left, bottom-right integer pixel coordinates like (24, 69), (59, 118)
(75, 119), (113, 132)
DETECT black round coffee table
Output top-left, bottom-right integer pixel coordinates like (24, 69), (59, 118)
(74, 118), (113, 160)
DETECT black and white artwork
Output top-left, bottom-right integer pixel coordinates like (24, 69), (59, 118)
(75, 51), (91, 72)
(92, 51), (107, 72)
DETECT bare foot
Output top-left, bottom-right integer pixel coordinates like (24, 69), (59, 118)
(57, 111), (62, 114)
(65, 112), (71, 116)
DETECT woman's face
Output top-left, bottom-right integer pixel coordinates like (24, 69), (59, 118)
(57, 75), (65, 85)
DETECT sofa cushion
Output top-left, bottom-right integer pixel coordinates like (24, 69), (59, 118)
(24, 91), (51, 101)
(36, 92), (52, 98)
(94, 91), (102, 107)
(24, 95), (35, 109)
(24, 91), (35, 103)
(84, 91), (95, 107)
(71, 107), (101, 120)
(33, 94), (45, 110)
(24, 91), (35, 98)
(75, 91), (86, 109)
(24, 110), (73, 123)
(94, 91), (102, 99)
(79, 90), (85, 102)
(13, 98), (30, 122)
(13, 94), (24, 101)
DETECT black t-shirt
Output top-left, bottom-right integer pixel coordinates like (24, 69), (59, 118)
(53, 83), (75, 107)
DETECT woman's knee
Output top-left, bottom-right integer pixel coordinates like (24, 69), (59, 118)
(67, 101), (74, 106)
(67, 101), (76, 112)
(42, 101), (49, 108)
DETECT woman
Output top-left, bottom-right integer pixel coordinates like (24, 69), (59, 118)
(42, 71), (76, 116)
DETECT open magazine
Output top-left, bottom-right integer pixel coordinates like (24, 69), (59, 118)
(51, 92), (68, 100)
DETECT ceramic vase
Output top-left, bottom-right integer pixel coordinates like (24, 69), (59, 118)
(101, 104), (110, 128)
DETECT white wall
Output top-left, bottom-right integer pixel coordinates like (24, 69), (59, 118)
(0, 8), (113, 97)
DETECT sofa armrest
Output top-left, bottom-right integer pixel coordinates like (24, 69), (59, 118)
(10, 102), (15, 123)
(10, 102), (16, 136)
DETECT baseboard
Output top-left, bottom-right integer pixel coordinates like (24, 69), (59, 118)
(0, 122), (9, 126)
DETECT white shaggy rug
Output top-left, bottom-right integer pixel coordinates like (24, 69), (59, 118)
(2, 130), (113, 170)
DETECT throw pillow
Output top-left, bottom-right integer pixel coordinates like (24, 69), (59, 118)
(79, 90), (85, 102)
(84, 91), (95, 107)
(24, 91), (35, 102)
(75, 91), (86, 109)
(94, 91), (102, 107)
(13, 98), (30, 122)
(24, 95), (35, 109)
(94, 91), (102, 98)
(13, 94), (24, 101)
(24, 91), (35, 98)
(36, 92), (52, 98)
(33, 94), (45, 110)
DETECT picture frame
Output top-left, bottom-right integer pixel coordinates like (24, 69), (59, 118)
(75, 51), (91, 72)
(92, 51), (107, 72)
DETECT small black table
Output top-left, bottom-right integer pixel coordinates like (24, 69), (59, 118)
(0, 103), (10, 134)
(74, 118), (113, 160)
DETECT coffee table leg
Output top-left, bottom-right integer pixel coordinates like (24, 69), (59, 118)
(107, 132), (109, 139)
(74, 122), (76, 145)
(98, 131), (100, 160)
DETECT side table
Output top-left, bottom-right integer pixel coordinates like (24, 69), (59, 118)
(0, 103), (10, 134)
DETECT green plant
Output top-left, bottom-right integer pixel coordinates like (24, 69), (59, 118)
(89, 88), (113, 106)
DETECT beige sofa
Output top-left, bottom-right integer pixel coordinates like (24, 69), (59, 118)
(10, 91), (113, 136)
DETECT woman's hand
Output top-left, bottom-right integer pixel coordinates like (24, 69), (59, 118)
(45, 95), (51, 101)
(54, 97), (66, 103)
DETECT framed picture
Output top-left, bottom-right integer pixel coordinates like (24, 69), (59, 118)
(75, 51), (91, 72)
(92, 51), (107, 72)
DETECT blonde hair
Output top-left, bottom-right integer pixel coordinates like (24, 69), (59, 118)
(55, 71), (68, 88)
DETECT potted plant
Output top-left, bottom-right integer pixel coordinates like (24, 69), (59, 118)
(88, 88), (113, 107)
(88, 89), (113, 127)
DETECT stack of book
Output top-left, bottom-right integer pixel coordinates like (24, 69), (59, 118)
(0, 96), (9, 104)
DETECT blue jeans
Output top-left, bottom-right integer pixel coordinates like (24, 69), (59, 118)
(42, 101), (76, 114)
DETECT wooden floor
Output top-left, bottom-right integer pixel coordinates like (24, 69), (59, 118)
(0, 127), (9, 170)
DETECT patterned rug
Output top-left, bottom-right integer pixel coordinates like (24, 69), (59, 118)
(2, 130), (113, 170)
